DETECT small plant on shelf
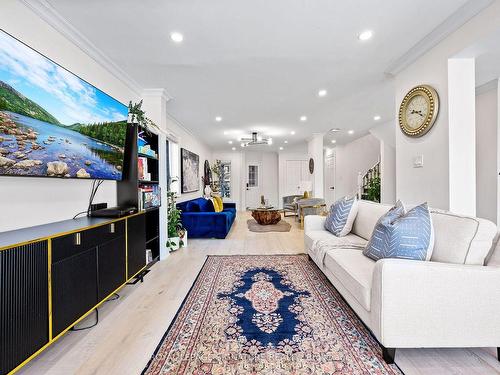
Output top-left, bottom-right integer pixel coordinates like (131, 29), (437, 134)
(166, 188), (185, 252)
(128, 100), (160, 133)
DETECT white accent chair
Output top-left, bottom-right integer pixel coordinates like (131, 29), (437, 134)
(304, 200), (500, 364)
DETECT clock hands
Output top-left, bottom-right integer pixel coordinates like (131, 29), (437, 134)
(410, 109), (424, 117)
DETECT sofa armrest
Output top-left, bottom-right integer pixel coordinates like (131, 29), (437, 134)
(371, 259), (500, 348)
(304, 215), (326, 232)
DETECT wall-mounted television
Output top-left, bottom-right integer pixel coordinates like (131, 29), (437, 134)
(0, 29), (128, 180)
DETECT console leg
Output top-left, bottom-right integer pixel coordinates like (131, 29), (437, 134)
(497, 347), (499, 362)
(307, 254), (312, 262)
(382, 346), (396, 364)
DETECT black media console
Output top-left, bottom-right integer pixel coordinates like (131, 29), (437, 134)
(0, 212), (148, 374)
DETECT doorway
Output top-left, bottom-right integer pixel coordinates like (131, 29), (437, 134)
(324, 153), (336, 207)
(245, 162), (261, 208)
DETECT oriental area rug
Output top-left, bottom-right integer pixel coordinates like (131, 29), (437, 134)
(142, 255), (402, 375)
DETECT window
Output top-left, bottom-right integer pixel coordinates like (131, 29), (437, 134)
(168, 140), (180, 194)
(248, 165), (258, 188)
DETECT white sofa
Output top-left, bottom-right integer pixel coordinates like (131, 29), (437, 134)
(304, 200), (500, 363)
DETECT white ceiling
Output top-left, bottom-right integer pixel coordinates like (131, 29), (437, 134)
(45, 0), (471, 151)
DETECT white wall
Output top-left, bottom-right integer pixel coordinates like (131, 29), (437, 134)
(334, 134), (380, 199)
(394, 1), (500, 210)
(0, 1), (140, 232)
(0, 1), (214, 232)
(476, 83), (498, 222)
(448, 58), (476, 215)
(212, 151), (243, 209)
(164, 115), (212, 203)
(307, 134), (324, 198)
(370, 120), (396, 204)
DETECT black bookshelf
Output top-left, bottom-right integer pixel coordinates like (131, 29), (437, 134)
(117, 123), (161, 262)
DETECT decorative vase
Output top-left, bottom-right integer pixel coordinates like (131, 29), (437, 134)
(168, 237), (180, 252)
(204, 185), (212, 198)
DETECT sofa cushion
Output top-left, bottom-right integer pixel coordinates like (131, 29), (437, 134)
(324, 196), (359, 237)
(185, 201), (200, 212)
(198, 198), (215, 212)
(363, 202), (434, 262)
(430, 210), (497, 265)
(324, 249), (376, 311)
(305, 230), (367, 252)
(351, 200), (392, 240)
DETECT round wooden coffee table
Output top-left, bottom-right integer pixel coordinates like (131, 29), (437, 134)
(251, 208), (282, 225)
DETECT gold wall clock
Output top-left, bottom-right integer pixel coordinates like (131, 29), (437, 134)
(399, 85), (439, 137)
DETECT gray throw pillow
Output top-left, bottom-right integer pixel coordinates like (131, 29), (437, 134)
(324, 196), (359, 237)
(363, 202), (434, 261)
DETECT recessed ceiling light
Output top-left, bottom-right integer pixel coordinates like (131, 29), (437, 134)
(290, 131), (296, 135)
(279, 146), (284, 150)
(318, 89), (327, 97)
(358, 30), (373, 41)
(300, 116), (307, 122)
(223, 131), (228, 135)
(373, 115), (381, 121)
(170, 32), (184, 43)
(331, 139), (337, 144)
(228, 140), (233, 144)
(330, 128), (341, 132)
(348, 130), (354, 135)
(215, 116), (222, 122)
(231, 147), (236, 151)
(284, 140), (288, 144)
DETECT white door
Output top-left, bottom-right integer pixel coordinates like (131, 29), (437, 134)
(245, 162), (261, 208)
(285, 160), (302, 195)
(285, 159), (312, 196)
(325, 153), (336, 206)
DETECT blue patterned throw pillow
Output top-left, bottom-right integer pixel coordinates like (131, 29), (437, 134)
(363, 202), (434, 261)
(324, 196), (359, 237)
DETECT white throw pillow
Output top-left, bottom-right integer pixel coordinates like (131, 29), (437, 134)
(324, 196), (359, 237)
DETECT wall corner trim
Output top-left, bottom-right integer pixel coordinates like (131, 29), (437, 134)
(384, 0), (494, 76)
(20, 0), (143, 96)
(476, 79), (499, 96)
(142, 88), (172, 102)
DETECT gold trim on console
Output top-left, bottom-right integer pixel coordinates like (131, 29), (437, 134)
(0, 211), (146, 252)
(5, 212), (147, 375)
(48, 239), (53, 341)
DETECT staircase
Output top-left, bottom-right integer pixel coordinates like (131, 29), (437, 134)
(357, 161), (381, 202)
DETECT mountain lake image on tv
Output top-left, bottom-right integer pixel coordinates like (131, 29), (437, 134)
(0, 30), (128, 180)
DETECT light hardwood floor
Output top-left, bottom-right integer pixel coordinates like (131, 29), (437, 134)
(20, 212), (500, 375)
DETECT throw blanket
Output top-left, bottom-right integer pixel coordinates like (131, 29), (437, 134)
(311, 239), (366, 266)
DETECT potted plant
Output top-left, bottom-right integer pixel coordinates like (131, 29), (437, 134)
(365, 176), (381, 203)
(128, 100), (160, 133)
(166, 190), (185, 252)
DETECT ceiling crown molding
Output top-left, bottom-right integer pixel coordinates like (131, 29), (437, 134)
(20, 0), (143, 96)
(385, 0), (494, 76)
(142, 88), (172, 102)
(476, 79), (498, 95)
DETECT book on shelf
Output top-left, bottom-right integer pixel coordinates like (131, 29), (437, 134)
(138, 144), (157, 158)
(138, 184), (161, 210)
(138, 157), (148, 180)
(146, 249), (153, 264)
